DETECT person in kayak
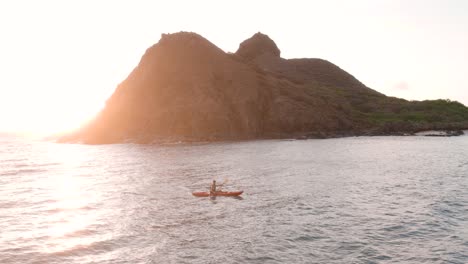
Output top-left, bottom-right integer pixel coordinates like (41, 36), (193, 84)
(210, 180), (217, 195)
(210, 180), (223, 195)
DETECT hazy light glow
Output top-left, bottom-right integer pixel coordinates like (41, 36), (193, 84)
(1, 0), (467, 134)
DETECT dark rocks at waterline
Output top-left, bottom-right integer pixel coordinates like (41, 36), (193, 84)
(416, 130), (465, 137)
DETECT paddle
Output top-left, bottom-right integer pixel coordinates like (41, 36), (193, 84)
(221, 178), (228, 185)
(218, 178), (228, 191)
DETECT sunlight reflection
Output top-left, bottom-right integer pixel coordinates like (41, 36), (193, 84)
(37, 145), (103, 254)
(40, 173), (99, 254)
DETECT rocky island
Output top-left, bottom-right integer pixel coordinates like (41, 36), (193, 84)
(62, 32), (468, 144)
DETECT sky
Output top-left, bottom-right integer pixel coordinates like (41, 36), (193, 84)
(0, 0), (467, 134)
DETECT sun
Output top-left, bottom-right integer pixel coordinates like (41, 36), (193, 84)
(0, 85), (105, 136)
(33, 97), (104, 136)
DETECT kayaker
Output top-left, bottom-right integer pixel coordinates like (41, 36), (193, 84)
(210, 180), (217, 195)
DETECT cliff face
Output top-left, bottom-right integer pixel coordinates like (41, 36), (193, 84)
(65, 32), (468, 144)
(77, 33), (272, 143)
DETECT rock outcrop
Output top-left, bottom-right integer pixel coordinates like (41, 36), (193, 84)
(62, 32), (468, 144)
(236, 32), (281, 60)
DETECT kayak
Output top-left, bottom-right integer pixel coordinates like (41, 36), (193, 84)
(192, 191), (243, 197)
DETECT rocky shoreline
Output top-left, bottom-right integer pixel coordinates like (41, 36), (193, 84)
(278, 129), (465, 140)
(59, 129), (466, 145)
(413, 130), (465, 137)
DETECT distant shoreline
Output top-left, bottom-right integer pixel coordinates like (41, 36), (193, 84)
(56, 129), (467, 145)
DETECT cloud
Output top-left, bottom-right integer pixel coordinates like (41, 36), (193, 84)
(393, 81), (410, 90)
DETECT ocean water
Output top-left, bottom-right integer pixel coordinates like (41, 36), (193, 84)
(1, 135), (467, 264)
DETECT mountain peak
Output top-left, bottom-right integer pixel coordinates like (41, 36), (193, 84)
(138, 31), (226, 67)
(157, 31), (220, 51)
(159, 31), (205, 43)
(235, 32), (281, 60)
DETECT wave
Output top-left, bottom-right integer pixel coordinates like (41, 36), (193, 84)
(43, 205), (95, 214)
(46, 238), (118, 258)
(0, 168), (48, 176)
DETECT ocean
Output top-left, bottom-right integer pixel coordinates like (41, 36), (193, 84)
(1, 135), (467, 263)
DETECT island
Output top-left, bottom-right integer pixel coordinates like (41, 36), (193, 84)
(61, 32), (468, 144)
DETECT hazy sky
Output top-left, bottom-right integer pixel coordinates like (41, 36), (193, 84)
(0, 0), (467, 134)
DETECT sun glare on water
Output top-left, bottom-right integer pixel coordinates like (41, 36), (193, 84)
(34, 145), (105, 254)
(41, 174), (96, 252)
